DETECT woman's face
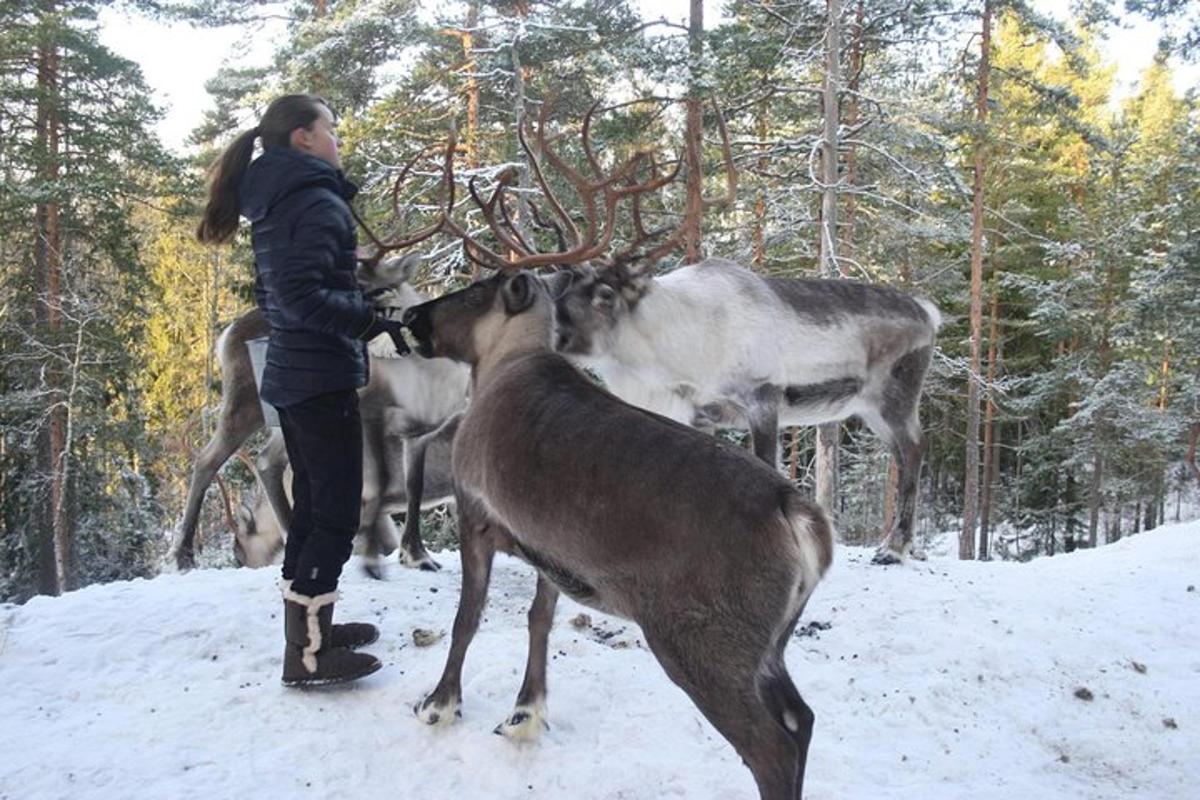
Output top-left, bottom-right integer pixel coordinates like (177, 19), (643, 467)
(290, 104), (341, 170)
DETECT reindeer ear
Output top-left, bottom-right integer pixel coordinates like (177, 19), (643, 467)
(383, 253), (421, 284)
(502, 272), (537, 314)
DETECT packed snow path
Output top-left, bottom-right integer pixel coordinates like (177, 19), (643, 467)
(3, 521), (1197, 799)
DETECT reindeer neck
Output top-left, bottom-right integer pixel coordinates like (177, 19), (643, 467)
(472, 310), (555, 392)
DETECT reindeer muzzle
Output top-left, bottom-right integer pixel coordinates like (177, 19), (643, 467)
(402, 303), (435, 358)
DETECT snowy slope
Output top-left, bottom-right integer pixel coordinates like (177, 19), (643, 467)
(2, 521), (1197, 800)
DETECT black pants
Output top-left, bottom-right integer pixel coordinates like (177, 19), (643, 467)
(276, 389), (363, 596)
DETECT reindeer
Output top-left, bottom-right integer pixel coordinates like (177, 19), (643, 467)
(233, 415), (458, 571)
(403, 268), (833, 800)
(550, 261), (940, 564)
(171, 254), (469, 573)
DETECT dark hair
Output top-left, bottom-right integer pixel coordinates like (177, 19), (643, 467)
(196, 94), (333, 244)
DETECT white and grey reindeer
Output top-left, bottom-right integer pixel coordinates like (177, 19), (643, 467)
(171, 254), (469, 574)
(233, 414), (458, 571)
(403, 269), (834, 800)
(549, 259), (940, 564)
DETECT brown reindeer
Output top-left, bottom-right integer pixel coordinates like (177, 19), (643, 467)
(403, 270), (833, 800)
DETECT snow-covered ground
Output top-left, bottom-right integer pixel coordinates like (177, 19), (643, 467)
(3, 521), (1197, 800)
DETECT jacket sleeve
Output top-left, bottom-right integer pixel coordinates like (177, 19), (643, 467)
(267, 195), (376, 338)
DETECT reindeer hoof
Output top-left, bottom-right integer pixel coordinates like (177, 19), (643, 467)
(415, 696), (460, 726)
(362, 556), (386, 581)
(870, 547), (904, 566)
(173, 550), (196, 572)
(493, 704), (548, 742)
(400, 549), (442, 572)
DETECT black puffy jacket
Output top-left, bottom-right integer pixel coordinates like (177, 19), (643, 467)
(238, 146), (375, 407)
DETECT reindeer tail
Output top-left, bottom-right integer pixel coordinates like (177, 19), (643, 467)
(781, 491), (834, 605)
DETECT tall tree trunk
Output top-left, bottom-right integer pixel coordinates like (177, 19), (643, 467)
(815, 0), (842, 517)
(1089, 261), (1118, 546)
(752, 98), (769, 268)
(978, 283), (1000, 559)
(789, 428), (802, 481)
(1186, 420), (1200, 485)
(35, 0), (68, 594)
(960, 0), (990, 561)
(1158, 338), (1170, 411)
(441, 2), (480, 168)
(881, 460), (899, 533)
(841, 0), (863, 264)
(683, 0), (704, 263)
(464, 1), (480, 170)
(506, 3), (533, 265)
(1088, 448), (1103, 547)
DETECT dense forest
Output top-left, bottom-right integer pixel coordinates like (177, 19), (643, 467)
(1, 0), (1197, 601)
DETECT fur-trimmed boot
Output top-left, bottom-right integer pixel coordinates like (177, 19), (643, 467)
(282, 588), (382, 687)
(280, 580), (378, 650)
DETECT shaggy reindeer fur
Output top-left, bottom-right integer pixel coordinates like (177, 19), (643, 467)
(403, 271), (834, 800)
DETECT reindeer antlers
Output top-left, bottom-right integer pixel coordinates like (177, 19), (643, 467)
(360, 95), (737, 274)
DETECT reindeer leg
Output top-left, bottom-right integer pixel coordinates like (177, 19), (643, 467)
(415, 496), (495, 725)
(173, 404), (262, 570)
(758, 661), (816, 798)
(399, 437), (441, 571)
(872, 432), (922, 565)
(748, 385), (782, 469)
(496, 573), (560, 741)
(870, 345), (932, 565)
(643, 625), (802, 800)
(256, 433), (292, 537)
(360, 519), (387, 581)
(360, 422), (387, 580)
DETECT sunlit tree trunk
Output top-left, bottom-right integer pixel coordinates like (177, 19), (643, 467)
(815, 0), (842, 517)
(464, 1), (480, 170)
(752, 98), (769, 268)
(978, 283), (1000, 559)
(961, 0), (991, 561)
(683, 0), (704, 263)
(35, 0), (69, 594)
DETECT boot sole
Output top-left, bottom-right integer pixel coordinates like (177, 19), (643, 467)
(281, 659), (382, 688)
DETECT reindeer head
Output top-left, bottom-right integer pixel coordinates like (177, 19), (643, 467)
(403, 271), (550, 366)
(233, 488), (285, 568)
(547, 263), (652, 356)
(381, 95), (734, 362)
(356, 253), (424, 314)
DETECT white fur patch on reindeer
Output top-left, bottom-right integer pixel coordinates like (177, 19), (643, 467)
(415, 696), (461, 727)
(367, 335), (405, 359)
(495, 702), (548, 742)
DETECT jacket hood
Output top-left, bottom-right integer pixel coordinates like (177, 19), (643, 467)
(238, 146), (358, 223)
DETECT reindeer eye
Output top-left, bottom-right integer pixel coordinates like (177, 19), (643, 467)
(594, 284), (616, 307)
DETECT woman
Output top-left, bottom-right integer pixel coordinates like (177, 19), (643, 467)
(197, 94), (408, 687)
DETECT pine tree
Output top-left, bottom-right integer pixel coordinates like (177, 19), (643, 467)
(0, 0), (177, 598)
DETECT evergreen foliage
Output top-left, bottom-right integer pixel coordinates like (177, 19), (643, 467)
(1, 0), (1196, 600)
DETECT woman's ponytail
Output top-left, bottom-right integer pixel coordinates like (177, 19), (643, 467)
(196, 127), (259, 244)
(195, 95), (331, 245)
